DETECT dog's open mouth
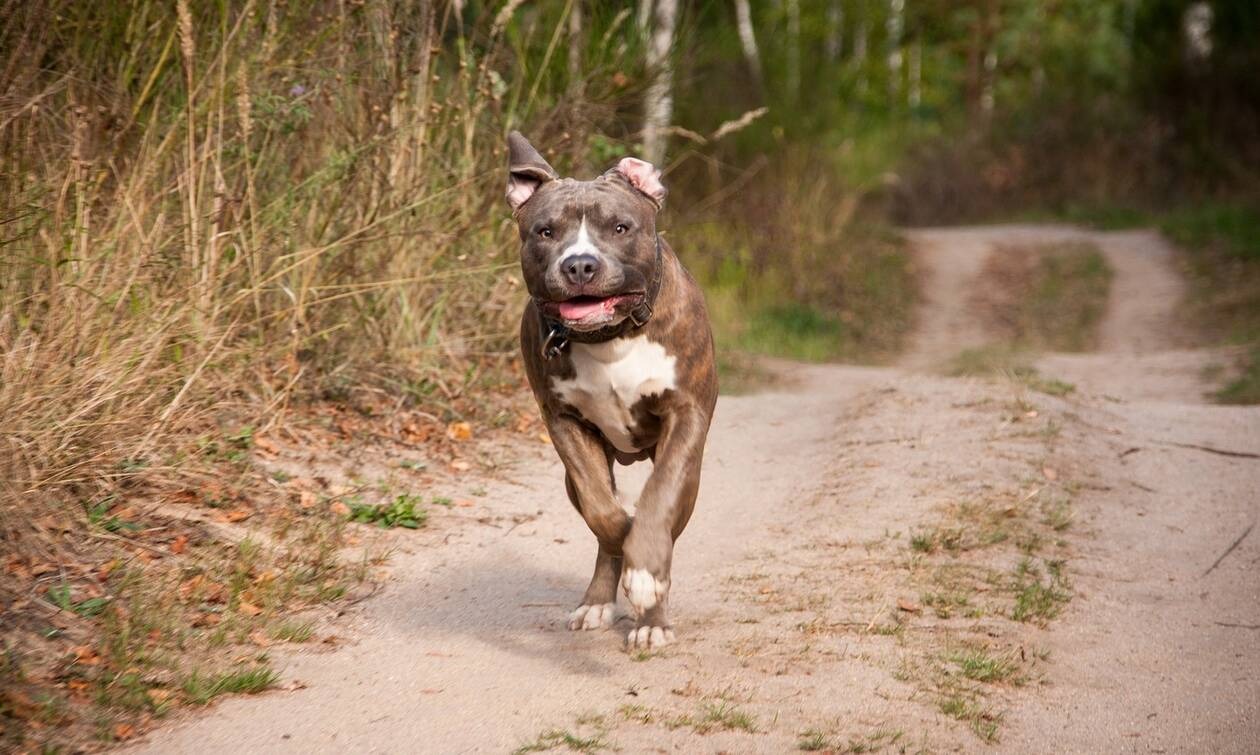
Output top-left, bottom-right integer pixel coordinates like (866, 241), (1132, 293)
(548, 293), (642, 323)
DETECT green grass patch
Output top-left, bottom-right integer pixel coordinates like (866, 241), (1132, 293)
(181, 666), (278, 705)
(947, 648), (1020, 684)
(946, 345), (1075, 396)
(739, 304), (847, 362)
(1161, 203), (1260, 262)
(973, 241), (1113, 353)
(1215, 346), (1260, 404)
(680, 160), (916, 371)
(1011, 559), (1071, 623)
(667, 701), (758, 734)
(347, 494), (427, 529)
(1162, 202), (1260, 404)
(268, 621), (315, 643)
(939, 695), (1001, 742)
(798, 727), (904, 753)
(512, 728), (608, 754)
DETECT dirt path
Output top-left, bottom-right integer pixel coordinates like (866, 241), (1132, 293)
(134, 226), (1259, 754)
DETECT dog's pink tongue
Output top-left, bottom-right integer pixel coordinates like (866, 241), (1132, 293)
(558, 298), (608, 320)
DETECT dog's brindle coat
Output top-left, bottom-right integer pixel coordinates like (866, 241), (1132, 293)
(507, 132), (717, 650)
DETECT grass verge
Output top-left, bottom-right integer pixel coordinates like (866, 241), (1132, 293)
(970, 241), (1113, 353)
(1161, 202), (1260, 403)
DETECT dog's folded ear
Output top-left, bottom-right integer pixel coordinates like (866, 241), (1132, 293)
(607, 157), (667, 209)
(506, 131), (558, 211)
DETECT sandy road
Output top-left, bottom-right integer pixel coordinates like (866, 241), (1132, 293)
(134, 226), (1259, 754)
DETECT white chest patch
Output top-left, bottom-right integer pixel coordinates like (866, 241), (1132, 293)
(551, 335), (677, 453)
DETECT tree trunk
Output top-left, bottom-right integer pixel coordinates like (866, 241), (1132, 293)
(642, 0), (677, 165)
(637, 0), (653, 32)
(732, 0), (763, 89)
(909, 36), (921, 108)
(887, 0), (904, 102)
(568, 0), (584, 99)
(826, 0), (844, 63)
(854, 14), (869, 97)
(785, 0), (801, 106)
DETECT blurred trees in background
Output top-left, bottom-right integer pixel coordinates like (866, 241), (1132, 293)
(1, 0), (1256, 505)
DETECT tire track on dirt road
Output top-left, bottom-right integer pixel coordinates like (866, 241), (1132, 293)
(133, 225), (1258, 754)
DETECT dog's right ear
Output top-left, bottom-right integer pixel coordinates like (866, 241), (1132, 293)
(506, 131), (558, 211)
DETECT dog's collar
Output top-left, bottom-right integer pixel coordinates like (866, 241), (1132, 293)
(538, 238), (664, 360)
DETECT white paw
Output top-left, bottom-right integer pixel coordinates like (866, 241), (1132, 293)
(626, 625), (675, 650)
(567, 603), (615, 631)
(621, 569), (667, 616)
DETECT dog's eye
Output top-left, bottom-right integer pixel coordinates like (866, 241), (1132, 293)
(615, 223), (629, 235)
(539, 227), (553, 239)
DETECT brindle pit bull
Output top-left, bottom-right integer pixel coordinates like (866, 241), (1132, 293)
(506, 132), (717, 650)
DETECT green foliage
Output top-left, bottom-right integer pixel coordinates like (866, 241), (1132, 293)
(1011, 558), (1070, 623)
(1162, 204), (1260, 263)
(1163, 202), (1260, 403)
(347, 494), (427, 529)
(947, 648), (1019, 684)
(46, 584), (110, 618)
(1020, 245), (1114, 352)
(180, 667), (278, 705)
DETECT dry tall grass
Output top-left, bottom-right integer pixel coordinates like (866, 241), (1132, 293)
(0, 0), (640, 522)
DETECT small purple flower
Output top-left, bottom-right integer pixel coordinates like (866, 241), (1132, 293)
(289, 84), (307, 97)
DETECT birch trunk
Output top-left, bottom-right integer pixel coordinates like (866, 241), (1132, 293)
(642, 0), (677, 165)
(733, 0), (763, 88)
(854, 15), (869, 96)
(568, 0), (584, 98)
(887, 0), (904, 102)
(785, 0), (801, 106)
(908, 37), (922, 108)
(826, 0), (844, 63)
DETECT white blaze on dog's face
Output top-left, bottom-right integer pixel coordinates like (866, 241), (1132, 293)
(506, 132), (667, 333)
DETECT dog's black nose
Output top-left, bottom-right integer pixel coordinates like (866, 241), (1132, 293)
(561, 254), (601, 287)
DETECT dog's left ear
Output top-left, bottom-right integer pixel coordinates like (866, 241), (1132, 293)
(607, 157), (667, 209)
(506, 131), (559, 211)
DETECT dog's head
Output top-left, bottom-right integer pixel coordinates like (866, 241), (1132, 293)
(506, 131), (667, 333)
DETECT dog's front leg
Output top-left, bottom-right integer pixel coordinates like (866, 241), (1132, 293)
(620, 403), (710, 649)
(547, 414), (632, 630)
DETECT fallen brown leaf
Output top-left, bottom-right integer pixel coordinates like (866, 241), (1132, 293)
(897, 598), (922, 614)
(446, 421), (473, 442)
(114, 722), (136, 740)
(97, 559), (121, 580)
(1042, 466), (1059, 481)
(223, 507), (253, 523)
(71, 645), (101, 665)
(329, 500), (351, 517)
(169, 535), (189, 554)
(194, 611), (222, 627)
(238, 601), (262, 617)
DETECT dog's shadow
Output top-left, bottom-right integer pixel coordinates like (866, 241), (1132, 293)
(375, 545), (637, 677)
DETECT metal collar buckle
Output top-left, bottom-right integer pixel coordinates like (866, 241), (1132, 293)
(541, 324), (568, 360)
(628, 300), (653, 328)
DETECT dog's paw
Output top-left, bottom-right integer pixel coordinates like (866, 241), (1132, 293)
(625, 625), (675, 651)
(567, 603), (616, 631)
(621, 569), (667, 616)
